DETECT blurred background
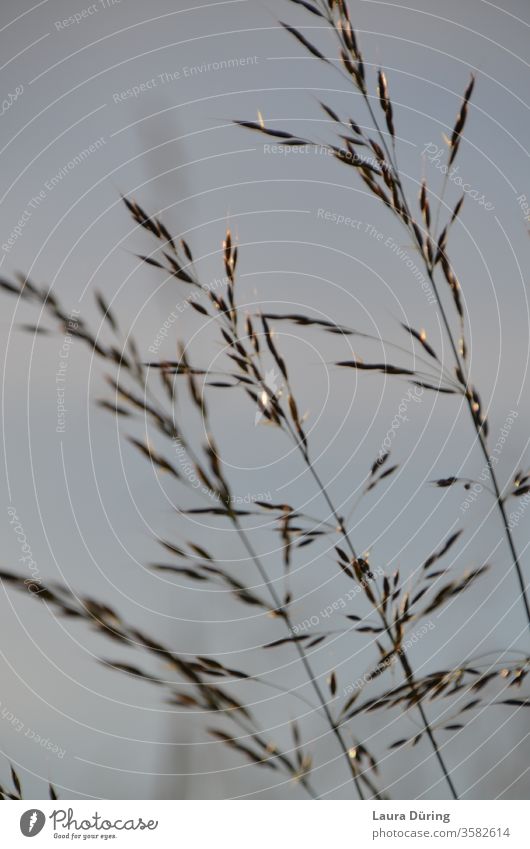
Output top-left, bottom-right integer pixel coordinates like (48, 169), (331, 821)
(1, 0), (530, 799)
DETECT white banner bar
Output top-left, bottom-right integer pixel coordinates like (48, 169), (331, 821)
(0, 799), (527, 847)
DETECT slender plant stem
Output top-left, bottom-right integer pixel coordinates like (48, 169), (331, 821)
(233, 518), (367, 799)
(421, 264), (530, 632)
(114, 361), (356, 798)
(295, 442), (459, 799)
(356, 68), (530, 634)
(397, 651), (459, 799)
(340, 49), (530, 635)
(132, 383), (362, 797)
(230, 710), (319, 798)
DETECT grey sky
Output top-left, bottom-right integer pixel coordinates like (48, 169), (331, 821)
(1, 0), (529, 799)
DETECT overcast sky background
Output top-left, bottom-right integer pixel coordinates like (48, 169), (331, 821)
(1, 0), (530, 800)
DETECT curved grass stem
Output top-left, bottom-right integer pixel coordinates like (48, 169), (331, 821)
(233, 519), (368, 799)
(294, 441), (459, 799)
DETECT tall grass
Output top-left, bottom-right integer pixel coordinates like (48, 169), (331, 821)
(1, 0), (529, 800)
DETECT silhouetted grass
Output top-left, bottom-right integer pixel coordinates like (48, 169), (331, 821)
(1, 0), (529, 801)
